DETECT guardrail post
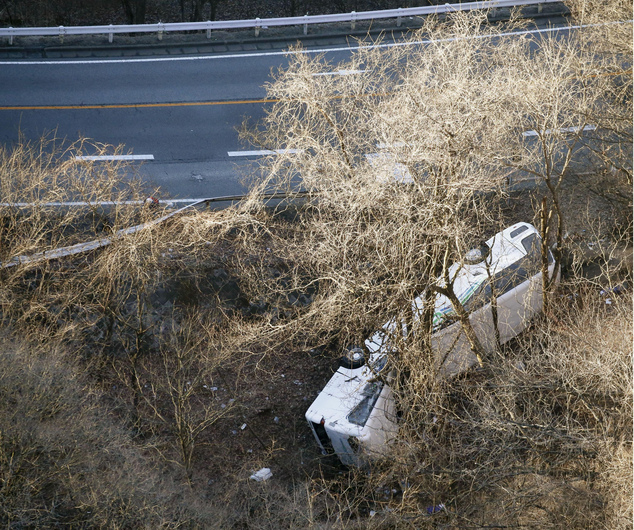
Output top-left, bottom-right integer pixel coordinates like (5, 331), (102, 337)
(158, 22), (164, 40)
(444, 2), (452, 17)
(538, 3), (543, 13)
(59, 25), (65, 44)
(206, 21), (212, 38)
(351, 11), (356, 30)
(108, 24), (114, 43)
(396, 8), (403, 27)
(255, 17), (261, 37)
(303, 14), (308, 35)
(8, 27), (13, 45)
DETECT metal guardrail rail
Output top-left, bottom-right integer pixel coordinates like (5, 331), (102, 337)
(0, 0), (562, 44)
(0, 192), (307, 269)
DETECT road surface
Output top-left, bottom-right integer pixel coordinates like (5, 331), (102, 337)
(0, 16), (575, 200)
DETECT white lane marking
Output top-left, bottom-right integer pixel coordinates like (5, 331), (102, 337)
(1, 22), (630, 66)
(376, 142), (407, 149)
(312, 69), (366, 76)
(522, 125), (596, 137)
(227, 149), (303, 157)
(365, 152), (414, 184)
(75, 154), (154, 161)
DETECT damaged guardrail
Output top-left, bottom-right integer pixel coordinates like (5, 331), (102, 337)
(0, 191), (306, 270)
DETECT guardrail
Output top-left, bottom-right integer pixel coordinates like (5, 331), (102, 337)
(0, 192), (308, 269)
(0, 0), (562, 45)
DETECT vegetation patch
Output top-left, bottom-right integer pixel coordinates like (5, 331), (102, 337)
(0, 4), (631, 528)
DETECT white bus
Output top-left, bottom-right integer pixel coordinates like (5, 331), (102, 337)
(305, 222), (558, 466)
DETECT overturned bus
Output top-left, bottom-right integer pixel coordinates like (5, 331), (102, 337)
(305, 222), (558, 466)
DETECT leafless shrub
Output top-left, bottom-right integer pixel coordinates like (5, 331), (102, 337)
(133, 313), (236, 483)
(0, 336), (197, 528)
(0, 137), (155, 339)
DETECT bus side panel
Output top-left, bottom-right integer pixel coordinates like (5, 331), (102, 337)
(496, 279), (531, 343)
(433, 304), (495, 376)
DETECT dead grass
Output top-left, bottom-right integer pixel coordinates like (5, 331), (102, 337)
(0, 336), (198, 528)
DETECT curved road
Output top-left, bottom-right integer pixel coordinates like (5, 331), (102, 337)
(0, 17), (575, 200)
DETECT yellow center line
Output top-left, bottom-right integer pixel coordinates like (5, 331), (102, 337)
(0, 98), (279, 111)
(2, 69), (630, 111)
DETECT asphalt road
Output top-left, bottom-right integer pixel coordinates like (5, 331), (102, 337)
(0, 15), (573, 201)
(0, 41), (362, 199)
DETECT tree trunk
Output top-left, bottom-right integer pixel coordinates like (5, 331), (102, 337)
(539, 196), (553, 314)
(121, 0), (146, 25)
(485, 256), (501, 352)
(192, 0), (203, 21)
(436, 285), (488, 367)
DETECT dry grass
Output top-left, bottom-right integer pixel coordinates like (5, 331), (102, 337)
(0, 336), (195, 528)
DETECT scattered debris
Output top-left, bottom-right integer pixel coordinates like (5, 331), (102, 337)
(250, 468), (272, 482)
(601, 282), (629, 297)
(241, 423), (247, 430)
(426, 503), (445, 515)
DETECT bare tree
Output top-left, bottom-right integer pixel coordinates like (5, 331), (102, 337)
(133, 313), (234, 484)
(233, 9), (632, 526)
(500, 6), (632, 310)
(239, 12), (536, 369)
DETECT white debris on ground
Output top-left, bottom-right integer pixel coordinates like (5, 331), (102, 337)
(249, 468), (272, 482)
